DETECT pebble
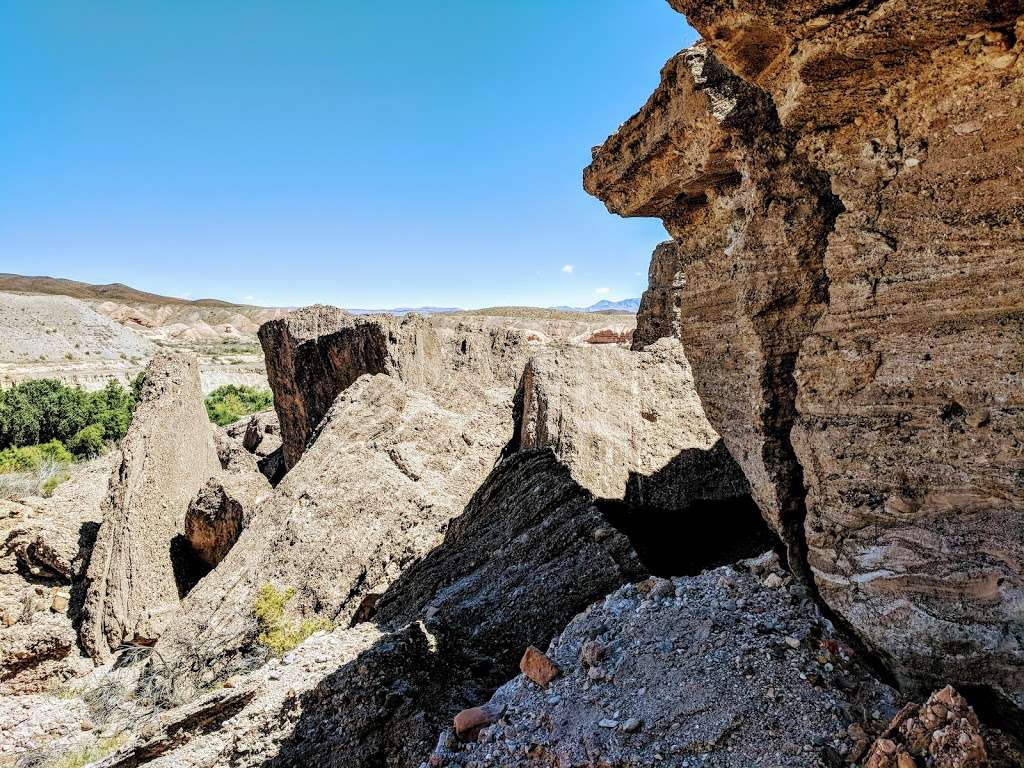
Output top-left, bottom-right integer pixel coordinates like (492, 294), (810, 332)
(784, 636), (801, 649)
(622, 718), (642, 733)
(281, 653), (297, 666)
(598, 718), (619, 729)
(763, 573), (784, 589)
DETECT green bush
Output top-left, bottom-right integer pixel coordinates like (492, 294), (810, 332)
(254, 583), (333, 656)
(205, 385), (274, 427)
(0, 440), (73, 474)
(68, 423), (107, 458)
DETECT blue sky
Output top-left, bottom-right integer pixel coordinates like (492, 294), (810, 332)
(0, 2), (694, 309)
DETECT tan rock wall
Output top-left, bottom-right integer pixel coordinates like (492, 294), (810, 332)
(586, 4), (1024, 711)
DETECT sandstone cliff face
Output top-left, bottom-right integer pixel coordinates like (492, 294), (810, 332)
(586, 3), (1024, 716)
(79, 352), (219, 662)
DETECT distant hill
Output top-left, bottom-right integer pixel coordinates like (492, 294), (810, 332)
(0, 273), (246, 308)
(553, 298), (640, 314)
(346, 306), (462, 315)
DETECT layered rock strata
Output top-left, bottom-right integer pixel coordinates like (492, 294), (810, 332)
(586, 4), (1024, 713)
(79, 352), (219, 662)
(153, 310), (533, 689)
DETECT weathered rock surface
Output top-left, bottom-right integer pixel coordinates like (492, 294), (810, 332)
(184, 435), (271, 568)
(586, 4), (1024, 714)
(513, 340), (721, 500)
(79, 352), (220, 662)
(153, 311), (533, 689)
(0, 455), (112, 694)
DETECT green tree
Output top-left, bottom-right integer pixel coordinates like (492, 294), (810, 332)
(0, 389), (42, 448)
(88, 380), (134, 442)
(68, 424), (107, 458)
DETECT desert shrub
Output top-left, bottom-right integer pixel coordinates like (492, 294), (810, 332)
(0, 440), (73, 474)
(68, 423), (106, 458)
(205, 385), (274, 427)
(254, 582), (333, 656)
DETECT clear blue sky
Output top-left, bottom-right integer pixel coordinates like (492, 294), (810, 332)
(0, 2), (694, 309)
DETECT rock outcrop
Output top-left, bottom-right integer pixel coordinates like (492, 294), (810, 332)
(78, 338), (760, 767)
(0, 455), (113, 694)
(258, 307), (529, 470)
(586, 4), (1024, 715)
(152, 310), (533, 689)
(79, 352), (219, 661)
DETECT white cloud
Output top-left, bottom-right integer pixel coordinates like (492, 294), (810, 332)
(243, 295), (256, 302)
(561, 264), (574, 274)
(595, 287), (611, 295)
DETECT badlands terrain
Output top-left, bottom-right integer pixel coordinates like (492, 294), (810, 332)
(0, 275), (636, 395)
(1, 1), (1023, 767)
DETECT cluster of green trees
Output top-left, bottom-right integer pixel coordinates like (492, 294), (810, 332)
(0, 377), (274, 480)
(204, 385), (274, 427)
(0, 377), (141, 466)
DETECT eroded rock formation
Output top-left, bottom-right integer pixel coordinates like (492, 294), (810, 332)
(152, 310), (534, 690)
(587, 0), (1024, 718)
(79, 352), (219, 662)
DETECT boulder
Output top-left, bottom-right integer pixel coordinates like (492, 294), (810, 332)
(184, 433), (270, 567)
(79, 352), (219, 662)
(586, 5), (1024, 711)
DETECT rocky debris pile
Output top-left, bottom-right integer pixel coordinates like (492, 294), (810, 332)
(586, 0), (1024, 715)
(0, 456), (114, 695)
(223, 409), (284, 484)
(864, 686), (988, 768)
(0, 690), (92, 760)
(438, 559), (904, 767)
(79, 351), (220, 662)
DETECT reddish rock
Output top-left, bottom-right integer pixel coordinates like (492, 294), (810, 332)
(520, 645), (560, 687)
(453, 706), (499, 742)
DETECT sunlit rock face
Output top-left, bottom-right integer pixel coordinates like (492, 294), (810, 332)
(587, 4), (1024, 713)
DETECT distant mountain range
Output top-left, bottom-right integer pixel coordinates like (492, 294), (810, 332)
(552, 298), (641, 314)
(0, 274), (640, 316)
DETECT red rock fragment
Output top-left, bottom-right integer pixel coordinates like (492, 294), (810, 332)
(453, 705), (499, 742)
(520, 645), (560, 687)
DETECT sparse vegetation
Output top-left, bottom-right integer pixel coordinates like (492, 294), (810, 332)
(205, 385), (274, 427)
(254, 583), (333, 656)
(41, 734), (126, 768)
